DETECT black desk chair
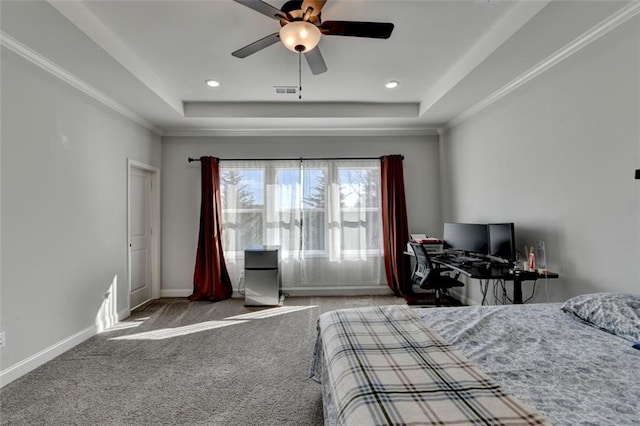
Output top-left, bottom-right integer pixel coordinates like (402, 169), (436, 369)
(409, 242), (464, 306)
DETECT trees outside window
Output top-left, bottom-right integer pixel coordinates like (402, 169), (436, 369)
(219, 159), (384, 288)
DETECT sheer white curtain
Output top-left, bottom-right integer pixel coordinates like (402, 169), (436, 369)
(220, 159), (386, 289)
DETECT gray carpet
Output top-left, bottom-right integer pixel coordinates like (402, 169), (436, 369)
(0, 295), (408, 425)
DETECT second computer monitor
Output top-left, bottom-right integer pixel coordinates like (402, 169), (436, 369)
(443, 223), (488, 255)
(488, 223), (516, 261)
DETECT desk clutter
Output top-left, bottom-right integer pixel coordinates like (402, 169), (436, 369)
(432, 253), (509, 269)
(429, 252), (558, 305)
(407, 234), (443, 255)
(408, 222), (558, 304)
(412, 222), (550, 274)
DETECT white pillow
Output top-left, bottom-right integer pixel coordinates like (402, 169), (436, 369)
(562, 292), (640, 343)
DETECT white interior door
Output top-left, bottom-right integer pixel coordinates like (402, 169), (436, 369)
(129, 167), (152, 309)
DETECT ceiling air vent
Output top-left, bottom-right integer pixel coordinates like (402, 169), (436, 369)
(274, 86), (298, 95)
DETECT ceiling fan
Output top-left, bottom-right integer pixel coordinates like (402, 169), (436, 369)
(231, 0), (394, 75)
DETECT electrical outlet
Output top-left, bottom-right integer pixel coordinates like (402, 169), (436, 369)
(0, 331), (5, 348)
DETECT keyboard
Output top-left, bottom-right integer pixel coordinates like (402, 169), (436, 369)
(433, 254), (511, 269)
(433, 254), (480, 264)
(457, 255), (481, 263)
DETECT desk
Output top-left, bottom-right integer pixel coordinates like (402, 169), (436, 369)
(431, 257), (558, 304)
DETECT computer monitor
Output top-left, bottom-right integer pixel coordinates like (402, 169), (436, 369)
(488, 223), (516, 261)
(443, 223), (488, 255)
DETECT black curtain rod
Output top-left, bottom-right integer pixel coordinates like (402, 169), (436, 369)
(188, 155), (403, 163)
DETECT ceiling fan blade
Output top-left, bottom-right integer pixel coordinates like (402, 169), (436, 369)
(232, 33), (280, 58)
(304, 47), (328, 75)
(232, 0), (287, 21)
(301, 0), (327, 18)
(320, 21), (394, 39)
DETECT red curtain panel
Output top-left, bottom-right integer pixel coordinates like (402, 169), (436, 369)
(380, 155), (414, 301)
(189, 156), (233, 302)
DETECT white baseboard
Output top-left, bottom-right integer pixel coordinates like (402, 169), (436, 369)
(1, 307), (130, 388)
(160, 289), (249, 298)
(117, 308), (131, 322)
(161, 289), (191, 298)
(163, 286), (394, 298)
(282, 286), (394, 297)
(0, 325), (96, 388)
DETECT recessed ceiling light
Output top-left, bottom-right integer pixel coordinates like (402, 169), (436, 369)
(205, 79), (220, 88)
(385, 80), (399, 89)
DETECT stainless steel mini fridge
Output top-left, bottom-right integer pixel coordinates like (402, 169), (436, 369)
(244, 246), (281, 306)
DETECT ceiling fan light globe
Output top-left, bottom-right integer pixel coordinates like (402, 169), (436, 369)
(279, 21), (321, 53)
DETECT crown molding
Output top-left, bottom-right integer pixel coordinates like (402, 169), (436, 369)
(419, 0), (550, 116)
(443, 1), (640, 132)
(162, 127), (439, 138)
(48, 0), (184, 116)
(0, 31), (163, 136)
(184, 101), (418, 118)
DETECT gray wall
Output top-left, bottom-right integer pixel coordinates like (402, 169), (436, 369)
(440, 16), (640, 304)
(161, 135), (440, 295)
(1, 50), (162, 372)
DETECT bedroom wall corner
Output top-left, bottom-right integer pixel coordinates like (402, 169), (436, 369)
(439, 15), (640, 304)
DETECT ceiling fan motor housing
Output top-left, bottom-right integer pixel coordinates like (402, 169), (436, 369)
(280, 0), (321, 26)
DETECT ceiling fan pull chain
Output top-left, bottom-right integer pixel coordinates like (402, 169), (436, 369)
(298, 50), (302, 100)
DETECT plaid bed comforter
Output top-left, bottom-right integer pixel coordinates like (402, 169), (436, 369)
(310, 305), (550, 426)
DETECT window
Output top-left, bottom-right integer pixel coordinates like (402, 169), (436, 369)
(220, 159), (385, 288)
(220, 168), (264, 253)
(338, 167), (381, 255)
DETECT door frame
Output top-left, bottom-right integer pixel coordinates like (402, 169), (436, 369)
(127, 158), (161, 312)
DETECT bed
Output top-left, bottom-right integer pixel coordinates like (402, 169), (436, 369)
(310, 293), (640, 425)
